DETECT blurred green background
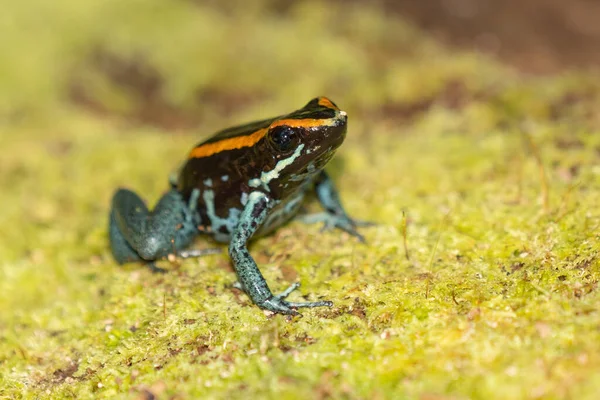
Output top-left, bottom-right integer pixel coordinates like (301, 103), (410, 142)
(1, 0), (600, 399)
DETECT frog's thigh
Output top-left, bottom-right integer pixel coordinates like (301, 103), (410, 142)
(109, 201), (143, 264)
(110, 188), (192, 262)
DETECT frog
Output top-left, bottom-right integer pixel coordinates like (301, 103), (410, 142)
(109, 97), (367, 315)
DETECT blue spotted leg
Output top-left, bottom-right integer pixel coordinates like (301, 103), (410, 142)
(109, 188), (219, 270)
(230, 191), (333, 315)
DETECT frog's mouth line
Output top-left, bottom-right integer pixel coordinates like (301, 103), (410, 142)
(310, 146), (338, 171)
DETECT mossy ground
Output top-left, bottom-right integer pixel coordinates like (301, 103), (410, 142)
(1, 1), (600, 399)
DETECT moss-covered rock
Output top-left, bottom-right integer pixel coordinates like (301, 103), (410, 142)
(1, 1), (599, 399)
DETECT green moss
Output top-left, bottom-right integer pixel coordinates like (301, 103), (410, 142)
(1, 1), (600, 399)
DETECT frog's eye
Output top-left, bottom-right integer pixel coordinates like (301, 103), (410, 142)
(269, 126), (298, 153)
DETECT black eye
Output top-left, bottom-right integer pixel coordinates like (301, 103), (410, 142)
(269, 127), (297, 152)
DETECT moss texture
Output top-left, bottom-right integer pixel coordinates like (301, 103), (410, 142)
(1, 1), (600, 399)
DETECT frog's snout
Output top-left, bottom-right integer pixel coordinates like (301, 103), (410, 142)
(335, 110), (348, 127)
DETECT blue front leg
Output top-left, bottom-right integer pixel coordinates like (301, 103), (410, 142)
(230, 191), (333, 315)
(305, 170), (371, 242)
(109, 188), (203, 265)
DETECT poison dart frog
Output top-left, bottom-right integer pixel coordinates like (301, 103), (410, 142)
(109, 97), (368, 315)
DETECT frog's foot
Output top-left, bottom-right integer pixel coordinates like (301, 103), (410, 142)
(233, 281), (333, 315)
(300, 212), (374, 243)
(178, 248), (222, 259)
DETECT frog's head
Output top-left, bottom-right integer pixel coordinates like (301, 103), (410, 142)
(182, 96), (348, 200)
(267, 97), (347, 161)
(263, 97), (347, 195)
(267, 97), (347, 160)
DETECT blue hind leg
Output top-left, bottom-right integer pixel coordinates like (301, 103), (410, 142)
(109, 188), (204, 265)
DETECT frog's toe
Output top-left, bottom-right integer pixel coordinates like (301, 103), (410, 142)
(178, 248), (221, 259)
(322, 216), (369, 242)
(260, 296), (301, 315)
(285, 299), (334, 309)
(352, 219), (376, 227)
(257, 283), (333, 315)
(302, 212), (372, 242)
(325, 221), (366, 243)
(333, 216), (376, 232)
(275, 283), (333, 309)
(276, 282), (302, 300)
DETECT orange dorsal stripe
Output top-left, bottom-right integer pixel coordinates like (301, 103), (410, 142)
(188, 128), (268, 159)
(269, 118), (337, 129)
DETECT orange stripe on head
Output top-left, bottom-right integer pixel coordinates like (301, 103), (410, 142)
(317, 97), (339, 110)
(189, 128), (268, 159)
(269, 118), (337, 129)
